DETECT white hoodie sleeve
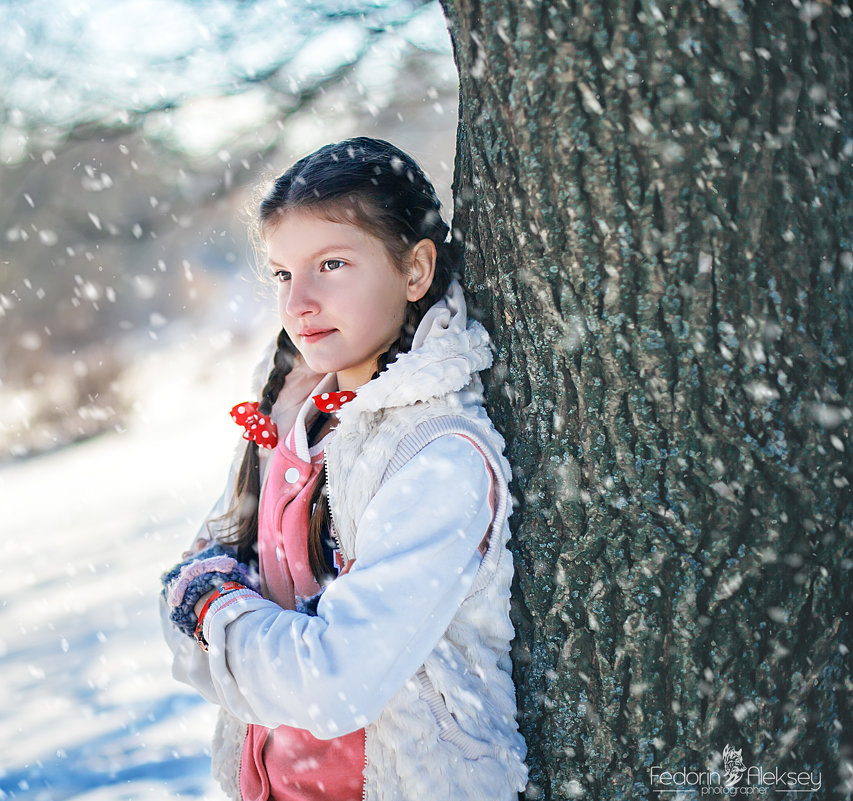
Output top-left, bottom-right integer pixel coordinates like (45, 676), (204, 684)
(196, 433), (494, 739)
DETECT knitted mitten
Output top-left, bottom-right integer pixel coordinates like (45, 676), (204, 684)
(161, 543), (258, 638)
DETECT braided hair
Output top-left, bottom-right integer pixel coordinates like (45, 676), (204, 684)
(218, 137), (455, 578)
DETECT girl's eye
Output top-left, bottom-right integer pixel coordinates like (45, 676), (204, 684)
(273, 260), (342, 282)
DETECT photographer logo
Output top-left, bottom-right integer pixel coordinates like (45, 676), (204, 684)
(648, 745), (821, 796)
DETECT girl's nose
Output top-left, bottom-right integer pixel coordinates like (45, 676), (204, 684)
(284, 276), (320, 317)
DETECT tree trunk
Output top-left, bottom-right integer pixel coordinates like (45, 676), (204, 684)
(438, 1), (851, 798)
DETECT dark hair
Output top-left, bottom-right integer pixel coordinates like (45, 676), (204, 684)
(217, 137), (455, 580)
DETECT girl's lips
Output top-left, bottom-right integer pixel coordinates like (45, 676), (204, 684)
(300, 329), (335, 342)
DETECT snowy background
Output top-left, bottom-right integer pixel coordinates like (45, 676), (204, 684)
(0, 327), (275, 800)
(0, 0), (458, 797)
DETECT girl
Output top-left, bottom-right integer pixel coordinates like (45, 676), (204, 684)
(160, 136), (528, 801)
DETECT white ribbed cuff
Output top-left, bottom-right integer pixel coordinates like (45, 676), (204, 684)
(202, 587), (262, 643)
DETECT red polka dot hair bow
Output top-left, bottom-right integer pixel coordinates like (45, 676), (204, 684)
(312, 390), (357, 413)
(230, 401), (279, 449)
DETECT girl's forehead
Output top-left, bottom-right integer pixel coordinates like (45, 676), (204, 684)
(265, 210), (377, 258)
(270, 210), (360, 238)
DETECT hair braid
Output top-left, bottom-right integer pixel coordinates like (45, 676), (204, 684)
(260, 328), (298, 415)
(215, 328), (298, 563)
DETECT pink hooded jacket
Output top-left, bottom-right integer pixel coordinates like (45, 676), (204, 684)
(241, 417), (363, 801)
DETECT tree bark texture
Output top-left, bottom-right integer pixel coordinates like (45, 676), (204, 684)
(439, 1), (851, 798)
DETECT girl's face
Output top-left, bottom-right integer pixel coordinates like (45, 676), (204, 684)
(266, 208), (413, 391)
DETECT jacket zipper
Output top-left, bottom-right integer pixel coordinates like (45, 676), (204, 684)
(362, 732), (369, 801)
(323, 446), (348, 563)
(324, 442), (367, 801)
(238, 723), (247, 800)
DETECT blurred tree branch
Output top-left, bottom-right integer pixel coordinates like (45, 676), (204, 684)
(0, 0), (436, 158)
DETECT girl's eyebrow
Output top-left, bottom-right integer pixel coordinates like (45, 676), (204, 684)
(269, 245), (357, 268)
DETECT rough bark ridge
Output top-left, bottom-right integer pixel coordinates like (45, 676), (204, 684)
(439, 1), (851, 798)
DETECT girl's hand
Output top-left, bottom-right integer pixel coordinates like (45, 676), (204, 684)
(182, 535), (211, 561)
(194, 590), (216, 618)
(160, 543), (259, 639)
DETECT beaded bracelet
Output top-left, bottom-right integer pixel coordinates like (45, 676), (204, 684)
(194, 581), (248, 652)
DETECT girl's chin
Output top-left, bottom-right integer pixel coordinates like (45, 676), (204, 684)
(297, 355), (380, 386)
(297, 356), (335, 375)
(297, 353), (353, 376)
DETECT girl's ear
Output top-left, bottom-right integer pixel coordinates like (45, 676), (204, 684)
(406, 238), (437, 303)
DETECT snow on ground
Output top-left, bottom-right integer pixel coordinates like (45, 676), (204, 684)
(0, 324), (278, 800)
